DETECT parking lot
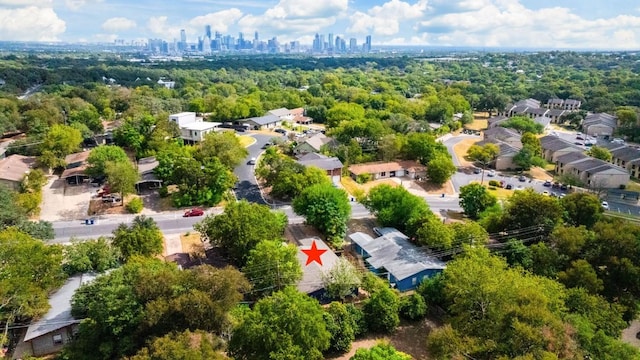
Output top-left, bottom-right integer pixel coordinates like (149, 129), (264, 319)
(39, 176), (91, 221)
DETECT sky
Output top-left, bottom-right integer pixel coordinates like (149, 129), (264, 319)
(1, 0), (640, 49)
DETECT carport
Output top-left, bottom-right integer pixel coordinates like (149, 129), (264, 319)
(61, 165), (89, 185)
(135, 156), (163, 193)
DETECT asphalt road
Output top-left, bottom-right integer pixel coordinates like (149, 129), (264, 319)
(233, 132), (285, 204)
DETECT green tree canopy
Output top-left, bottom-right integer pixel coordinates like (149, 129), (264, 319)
(129, 330), (228, 360)
(62, 237), (120, 276)
(560, 192), (604, 228)
(293, 183), (351, 246)
(403, 132), (448, 165)
(228, 287), (331, 360)
(363, 287), (400, 333)
(586, 145), (613, 161)
(499, 116), (544, 134)
(105, 159), (140, 202)
(112, 215), (163, 260)
(86, 145), (129, 178)
(39, 124), (83, 168)
(243, 240), (302, 297)
(349, 342), (411, 360)
(362, 184), (434, 236)
(322, 258), (362, 301)
(458, 183), (497, 219)
(196, 131), (249, 170)
(426, 154), (456, 185)
(195, 200), (287, 267)
(324, 302), (357, 353)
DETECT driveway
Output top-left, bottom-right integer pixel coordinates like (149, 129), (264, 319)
(233, 132), (286, 204)
(40, 176), (91, 221)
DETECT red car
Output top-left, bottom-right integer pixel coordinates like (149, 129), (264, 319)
(183, 208), (204, 217)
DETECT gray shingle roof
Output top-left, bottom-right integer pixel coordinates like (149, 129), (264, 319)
(268, 108), (291, 117)
(534, 116), (551, 127)
(476, 139), (520, 156)
(348, 228), (445, 281)
(298, 156), (343, 171)
(540, 136), (582, 152)
(547, 109), (566, 117)
(600, 142), (627, 151)
(611, 147), (640, 162)
(244, 114), (280, 125)
(583, 113), (617, 128)
(567, 158), (609, 172)
(484, 126), (521, 141)
(303, 133), (333, 151)
(555, 152), (588, 164)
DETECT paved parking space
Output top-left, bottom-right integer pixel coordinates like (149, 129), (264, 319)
(40, 176), (91, 221)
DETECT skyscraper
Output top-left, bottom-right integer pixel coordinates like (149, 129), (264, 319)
(179, 29), (187, 51)
(365, 35), (372, 53)
(328, 33), (334, 51)
(205, 25), (211, 39)
(349, 38), (357, 53)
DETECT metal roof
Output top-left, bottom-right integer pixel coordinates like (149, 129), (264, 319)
(24, 273), (98, 342)
(296, 238), (339, 294)
(348, 228), (445, 281)
(243, 114), (281, 126)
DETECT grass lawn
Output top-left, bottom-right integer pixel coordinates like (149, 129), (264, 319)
(180, 232), (203, 253)
(237, 135), (255, 147)
(341, 177), (399, 197)
(470, 180), (513, 200)
(626, 180), (640, 193)
(452, 138), (480, 167)
(465, 119), (488, 131)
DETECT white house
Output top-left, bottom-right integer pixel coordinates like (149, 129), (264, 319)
(169, 112), (221, 144)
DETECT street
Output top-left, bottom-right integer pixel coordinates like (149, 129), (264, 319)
(233, 132), (285, 204)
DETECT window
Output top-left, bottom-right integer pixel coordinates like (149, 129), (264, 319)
(411, 277), (417, 286)
(380, 172), (386, 177)
(53, 334), (63, 345)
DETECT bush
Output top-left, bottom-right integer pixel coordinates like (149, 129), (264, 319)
(399, 293), (427, 320)
(356, 173), (373, 184)
(126, 197), (144, 213)
(488, 180), (500, 187)
(364, 288), (400, 333)
(488, 186), (497, 190)
(158, 186), (169, 198)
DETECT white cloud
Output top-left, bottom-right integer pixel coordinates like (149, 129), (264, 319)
(0, 6), (65, 41)
(65, 0), (103, 11)
(93, 33), (119, 43)
(0, 0), (52, 6)
(238, 0), (348, 40)
(102, 17), (137, 32)
(147, 16), (182, 40)
(348, 0), (428, 36)
(189, 8), (243, 33)
(414, 0), (640, 49)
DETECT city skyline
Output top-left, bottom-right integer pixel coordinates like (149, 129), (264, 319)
(0, 0), (639, 49)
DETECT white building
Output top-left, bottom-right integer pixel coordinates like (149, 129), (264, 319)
(169, 112), (221, 143)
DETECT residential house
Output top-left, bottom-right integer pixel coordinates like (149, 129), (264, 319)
(296, 238), (342, 302)
(240, 114), (281, 130)
(169, 112), (221, 144)
(500, 98), (578, 124)
(157, 79), (175, 89)
(499, 98), (542, 118)
(135, 156), (162, 192)
(475, 139), (520, 170)
(294, 133), (336, 155)
(563, 158), (629, 189)
(61, 150), (91, 185)
(348, 160), (425, 181)
(348, 227), (445, 292)
(487, 115), (508, 128)
(539, 135), (583, 162)
(0, 154), (35, 190)
(0, 139), (14, 159)
(610, 146), (640, 169)
(546, 98), (582, 111)
(546, 109), (567, 123)
(21, 274), (98, 358)
(555, 152), (589, 175)
(267, 108), (293, 120)
(297, 153), (343, 183)
(291, 107), (313, 124)
(482, 127), (522, 148)
(534, 116), (552, 131)
(582, 113), (617, 137)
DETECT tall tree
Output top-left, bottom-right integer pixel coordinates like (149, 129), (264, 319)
(293, 183), (351, 246)
(362, 184), (434, 236)
(426, 154), (457, 185)
(458, 183), (497, 219)
(195, 200), (287, 267)
(363, 287), (400, 333)
(130, 330), (228, 360)
(560, 192), (604, 228)
(86, 145), (129, 178)
(243, 240), (302, 297)
(466, 143), (499, 184)
(228, 287), (331, 360)
(324, 302), (357, 353)
(111, 215), (163, 260)
(105, 160), (140, 204)
(196, 131), (249, 170)
(39, 124), (83, 169)
(586, 145), (613, 161)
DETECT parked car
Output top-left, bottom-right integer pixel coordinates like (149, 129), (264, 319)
(518, 175), (527, 182)
(183, 208), (204, 217)
(487, 170), (496, 177)
(102, 194), (121, 203)
(560, 184), (568, 191)
(473, 167), (481, 174)
(601, 201), (609, 210)
(543, 180), (552, 187)
(542, 190), (550, 196)
(274, 128), (287, 134)
(262, 142), (272, 149)
(505, 184), (513, 190)
(247, 157), (256, 165)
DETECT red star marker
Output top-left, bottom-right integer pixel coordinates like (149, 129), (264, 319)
(302, 240), (327, 266)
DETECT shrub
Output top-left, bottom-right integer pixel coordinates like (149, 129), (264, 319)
(399, 293), (427, 320)
(126, 197), (144, 213)
(158, 186), (169, 198)
(488, 180), (500, 187)
(356, 173), (373, 184)
(488, 186), (497, 190)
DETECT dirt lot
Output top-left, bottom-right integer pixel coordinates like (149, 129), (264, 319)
(39, 176), (91, 221)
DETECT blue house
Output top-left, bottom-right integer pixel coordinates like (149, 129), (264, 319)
(348, 228), (446, 292)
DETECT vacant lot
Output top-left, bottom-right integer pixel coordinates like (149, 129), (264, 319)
(40, 176), (91, 221)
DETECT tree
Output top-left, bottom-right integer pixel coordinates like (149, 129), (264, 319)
(38, 124), (83, 168)
(130, 330), (228, 360)
(416, 215), (455, 250)
(325, 102), (365, 128)
(86, 145), (129, 178)
(404, 132), (447, 165)
(450, 221), (490, 246)
(458, 183), (497, 219)
(256, 150), (331, 200)
(170, 156), (235, 207)
(616, 108), (638, 127)
(349, 342), (411, 360)
(561, 192), (604, 228)
(322, 258), (362, 301)
(559, 259), (604, 294)
(65, 258), (249, 360)
(466, 143), (499, 184)
(399, 293), (427, 320)
(587, 145), (613, 161)
(105, 160), (140, 204)
(293, 183), (351, 246)
(426, 154), (456, 185)
(195, 200), (287, 267)
(324, 302), (357, 353)
(228, 287), (330, 360)
(499, 116), (544, 134)
(243, 240), (302, 297)
(112, 215), (163, 260)
(520, 132), (542, 156)
(513, 145), (546, 170)
(62, 237), (120, 275)
(362, 184), (433, 236)
(196, 131), (249, 170)
(363, 287), (400, 333)
(0, 228), (64, 346)
(500, 188), (563, 233)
